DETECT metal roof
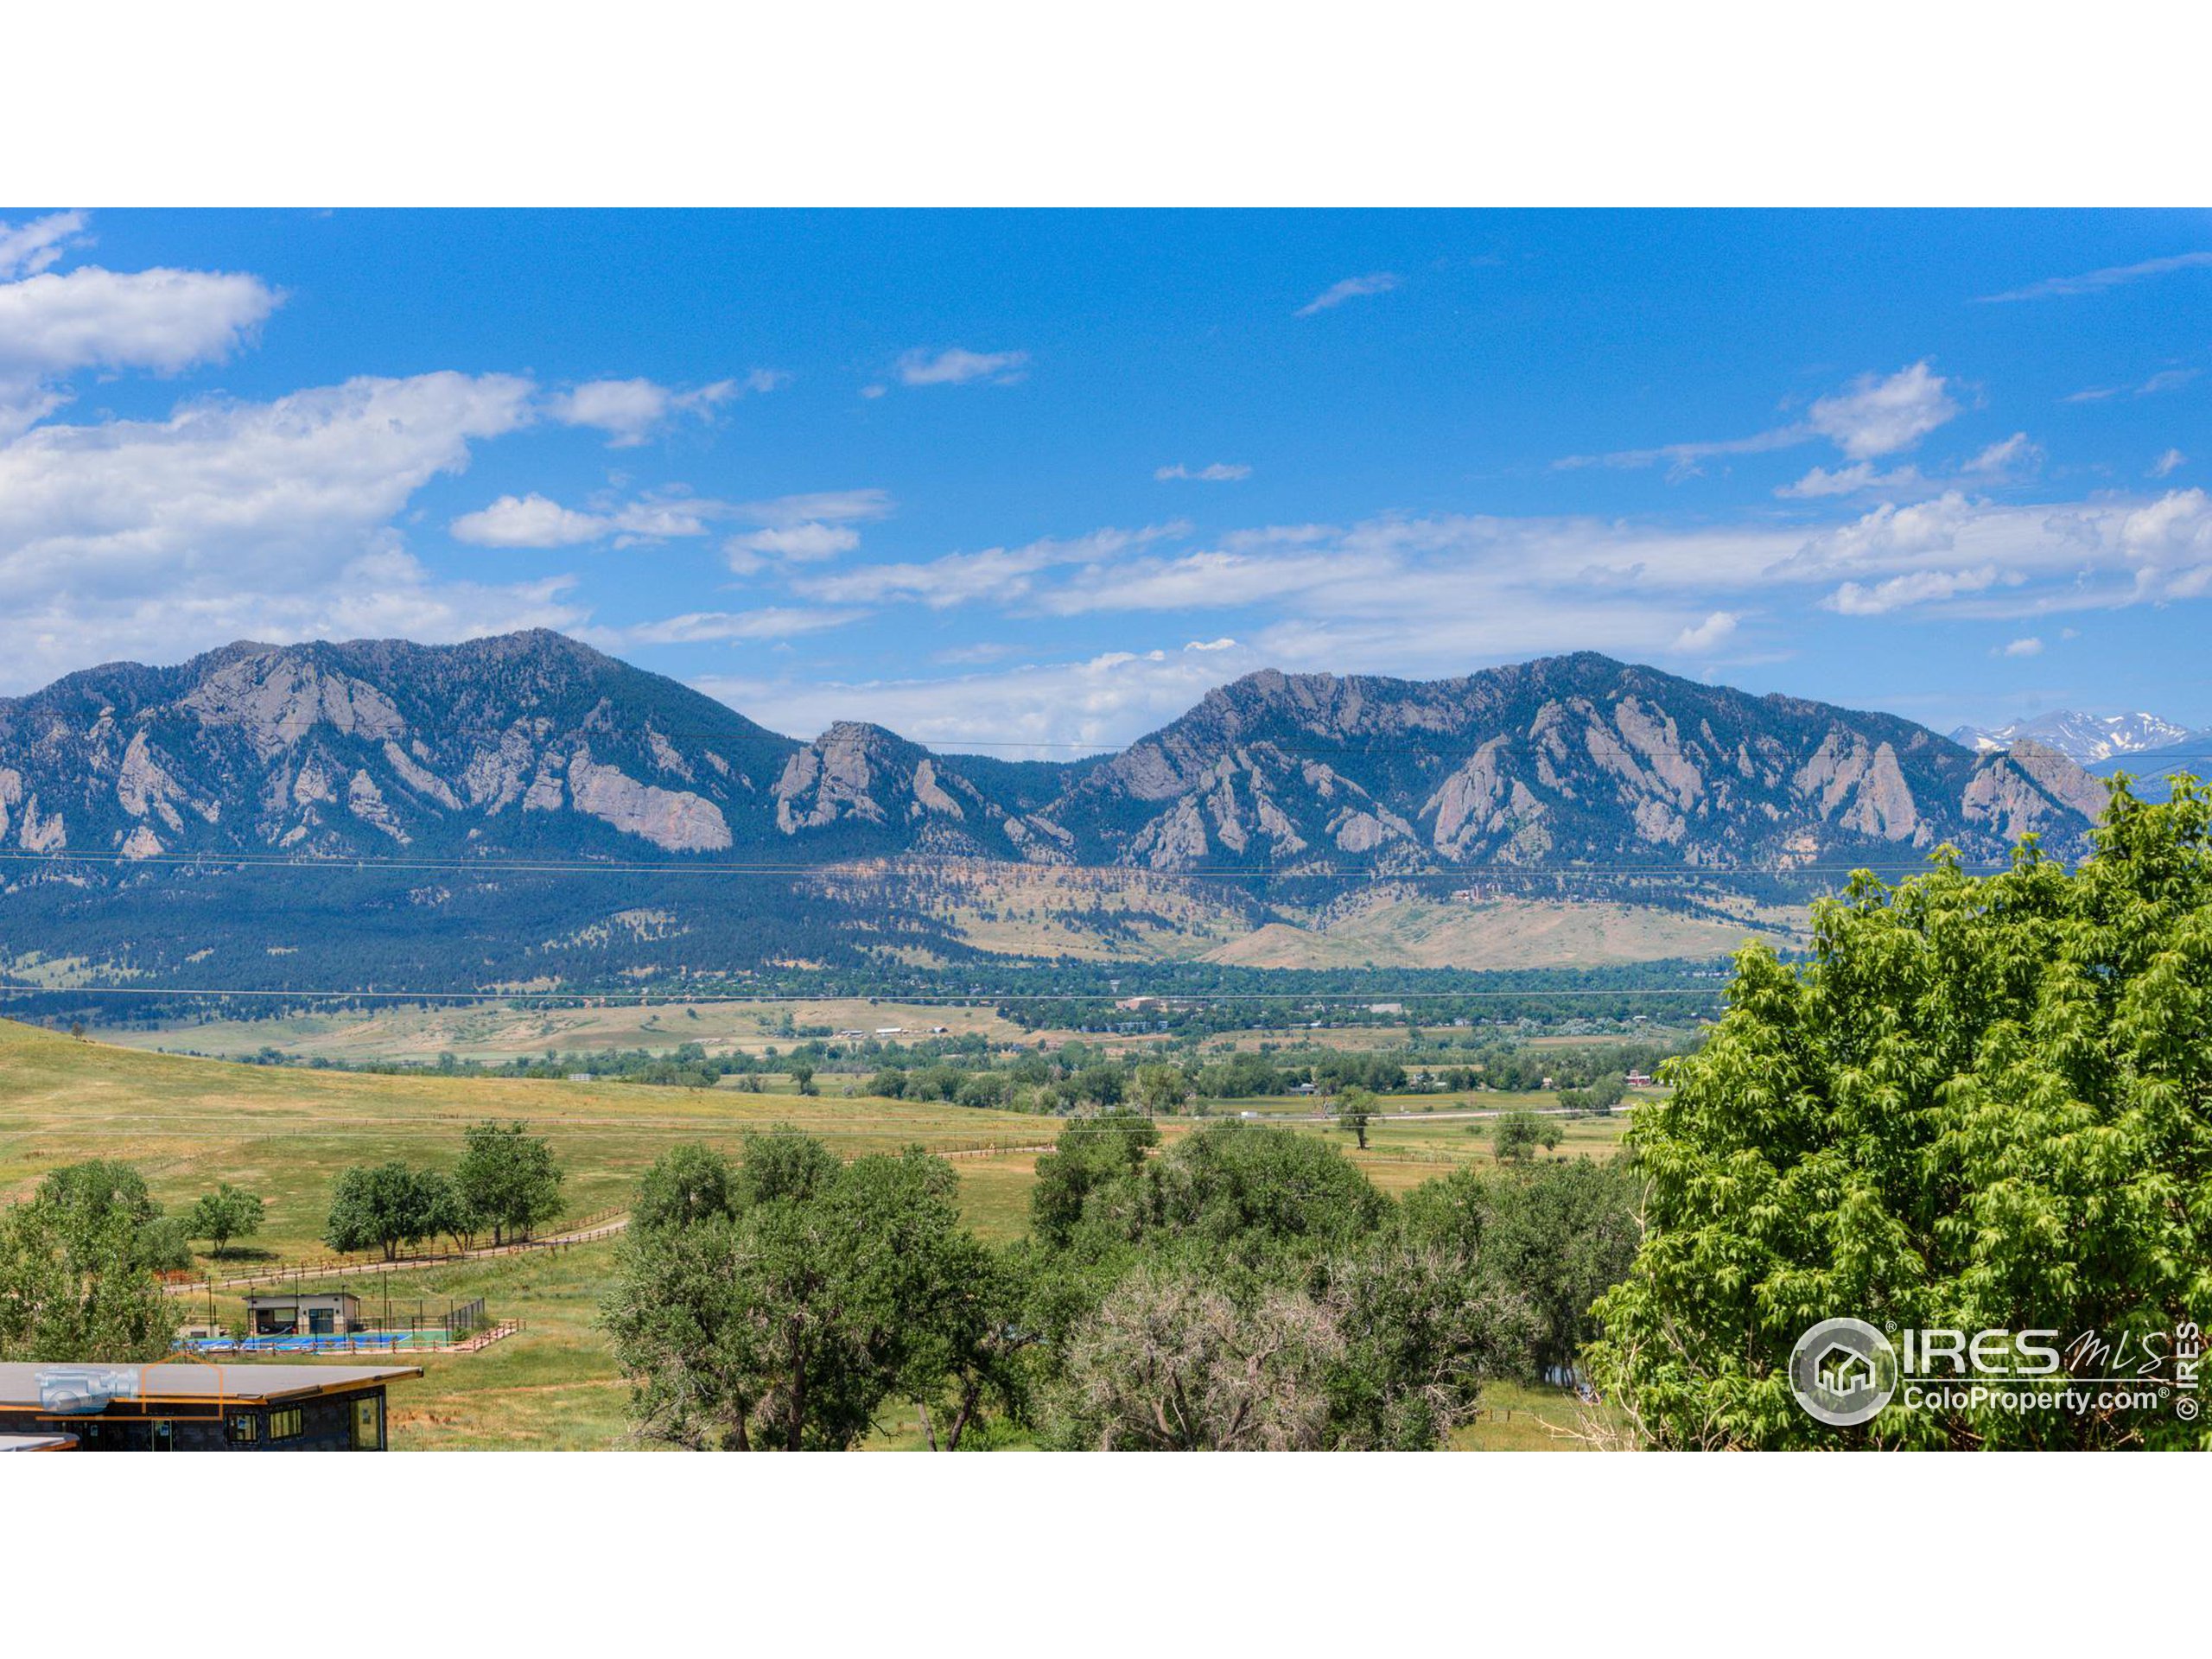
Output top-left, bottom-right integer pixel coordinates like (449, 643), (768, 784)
(0, 1361), (421, 1408)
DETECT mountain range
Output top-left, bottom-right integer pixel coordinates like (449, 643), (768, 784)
(1948, 709), (2192, 766)
(0, 632), (2119, 989)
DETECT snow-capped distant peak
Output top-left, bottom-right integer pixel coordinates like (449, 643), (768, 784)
(1948, 710), (2192, 765)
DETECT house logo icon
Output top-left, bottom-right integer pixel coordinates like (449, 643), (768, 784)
(1789, 1318), (1898, 1427)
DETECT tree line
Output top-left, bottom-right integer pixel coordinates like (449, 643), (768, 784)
(322, 1121), (564, 1260)
(599, 1116), (1642, 1451)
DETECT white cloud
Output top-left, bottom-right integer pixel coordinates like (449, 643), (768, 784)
(724, 522), (861, 573)
(2137, 368), (2200, 397)
(1294, 272), (1400, 316)
(0, 262), (283, 437)
(893, 347), (1028, 387)
(2066, 366), (2201, 403)
(1156, 461), (1253, 482)
(0, 211), (88, 279)
(795, 524), (1184, 609)
(548, 376), (752, 447)
(696, 639), (1267, 754)
(1997, 636), (2044, 657)
(1571, 362), (1959, 481)
(0, 369), (574, 690)
(1822, 566), (2006, 616)
(731, 523), (861, 561)
(1, 372), (534, 589)
(1805, 361), (1958, 460)
(1560, 425), (1810, 480)
(1776, 461), (1927, 499)
(1977, 250), (2212, 302)
(1962, 431), (2039, 475)
(738, 489), (893, 527)
(2116, 488), (2212, 599)
(450, 492), (609, 548)
(2152, 448), (2186, 478)
(607, 607), (866, 645)
(1670, 611), (1738, 652)
(448, 484), (892, 555)
(1185, 637), (1238, 652)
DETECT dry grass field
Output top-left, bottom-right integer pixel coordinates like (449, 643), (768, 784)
(3, 1015), (1634, 1450)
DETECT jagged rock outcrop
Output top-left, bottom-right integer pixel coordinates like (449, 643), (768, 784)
(0, 634), (2108, 878)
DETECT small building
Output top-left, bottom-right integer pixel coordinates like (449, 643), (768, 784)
(245, 1291), (362, 1337)
(0, 1362), (420, 1452)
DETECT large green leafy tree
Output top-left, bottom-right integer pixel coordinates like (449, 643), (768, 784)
(324, 1161), (449, 1261)
(1402, 1158), (1642, 1382)
(1592, 782), (2212, 1450)
(0, 1161), (176, 1361)
(187, 1183), (265, 1259)
(454, 1120), (565, 1246)
(601, 1133), (1026, 1451)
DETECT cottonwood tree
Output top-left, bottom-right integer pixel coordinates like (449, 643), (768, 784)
(0, 1163), (175, 1361)
(602, 1131), (1021, 1451)
(454, 1121), (564, 1245)
(324, 1162), (448, 1261)
(1338, 1086), (1376, 1151)
(1592, 782), (2212, 1451)
(1135, 1064), (1192, 1117)
(1491, 1111), (1543, 1164)
(186, 1184), (265, 1259)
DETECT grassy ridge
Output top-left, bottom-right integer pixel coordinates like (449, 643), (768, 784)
(0, 1017), (1049, 1256)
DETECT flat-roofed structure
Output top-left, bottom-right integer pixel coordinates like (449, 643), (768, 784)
(245, 1290), (363, 1336)
(0, 1361), (419, 1452)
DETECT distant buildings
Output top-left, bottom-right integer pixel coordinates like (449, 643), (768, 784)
(245, 1291), (361, 1337)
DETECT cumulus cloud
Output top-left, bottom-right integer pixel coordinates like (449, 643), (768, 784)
(1294, 272), (1400, 316)
(1822, 566), (2008, 616)
(547, 375), (766, 446)
(0, 259), (283, 437)
(1805, 362), (1958, 460)
(1156, 461), (1252, 481)
(1, 372), (535, 594)
(450, 492), (609, 548)
(448, 484), (892, 556)
(0, 211), (89, 279)
(893, 347), (1028, 387)
(1997, 636), (2044, 657)
(1977, 250), (2212, 303)
(0, 369), (572, 690)
(1670, 611), (1738, 652)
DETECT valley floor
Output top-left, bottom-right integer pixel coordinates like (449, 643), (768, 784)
(0, 1017), (1630, 1450)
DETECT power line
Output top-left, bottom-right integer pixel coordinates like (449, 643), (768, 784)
(0, 982), (1726, 1001)
(0, 846), (2015, 878)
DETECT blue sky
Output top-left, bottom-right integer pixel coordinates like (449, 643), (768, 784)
(2, 207), (2207, 751)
